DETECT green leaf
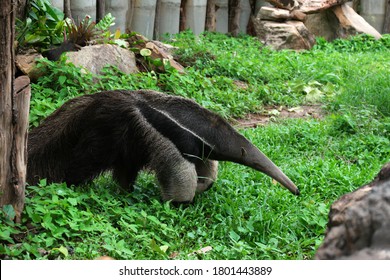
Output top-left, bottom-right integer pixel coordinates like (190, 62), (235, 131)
(95, 13), (116, 30)
(58, 75), (67, 85)
(160, 245), (169, 253)
(0, 230), (14, 243)
(112, 39), (127, 48)
(150, 239), (167, 256)
(146, 215), (161, 225)
(67, 197), (78, 206)
(42, 213), (52, 225)
(24, 34), (46, 44)
(2, 205), (16, 221)
(140, 48), (152, 57)
(53, 245), (69, 257)
(30, 213), (42, 223)
(229, 230), (240, 242)
(44, 2), (64, 22)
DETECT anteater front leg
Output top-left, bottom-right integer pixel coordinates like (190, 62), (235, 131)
(155, 159), (197, 203)
(147, 137), (198, 204)
(195, 160), (218, 193)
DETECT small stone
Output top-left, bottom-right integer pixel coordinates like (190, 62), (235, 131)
(15, 50), (45, 81)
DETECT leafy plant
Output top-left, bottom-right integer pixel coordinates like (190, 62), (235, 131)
(16, 0), (65, 50)
(313, 34), (390, 52)
(65, 15), (100, 47)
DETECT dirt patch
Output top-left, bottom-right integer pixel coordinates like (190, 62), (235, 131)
(234, 105), (325, 128)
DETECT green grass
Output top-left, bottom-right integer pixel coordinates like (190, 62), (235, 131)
(1, 32), (390, 260)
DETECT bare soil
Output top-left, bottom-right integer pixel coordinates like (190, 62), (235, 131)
(234, 104), (325, 128)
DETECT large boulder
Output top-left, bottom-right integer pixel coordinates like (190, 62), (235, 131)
(65, 44), (138, 75)
(254, 19), (316, 50)
(305, 4), (382, 40)
(315, 163), (390, 260)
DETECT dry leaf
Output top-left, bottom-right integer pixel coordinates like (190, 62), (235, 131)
(188, 246), (213, 256)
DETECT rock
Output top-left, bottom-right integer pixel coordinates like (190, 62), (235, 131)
(128, 34), (185, 73)
(65, 44), (138, 75)
(145, 41), (185, 73)
(304, 11), (337, 41)
(266, 0), (352, 13)
(297, 0), (352, 14)
(265, 0), (299, 10)
(305, 4), (382, 40)
(254, 19), (316, 50)
(128, 33), (185, 73)
(259, 6), (306, 21)
(15, 50), (45, 81)
(332, 4), (382, 39)
(257, 0), (381, 49)
(315, 162), (390, 260)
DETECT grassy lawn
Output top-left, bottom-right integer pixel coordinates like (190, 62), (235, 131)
(1, 32), (389, 260)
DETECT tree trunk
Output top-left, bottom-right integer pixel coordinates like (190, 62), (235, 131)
(96, 0), (106, 22)
(16, 0), (28, 20)
(155, 0), (162, 38)
(205, 0), (216, 32)
(127, 0), (135, 34)
(180, 0), (188, 32)
(64, 0), (72, 19)
(0, 0), (30, 223)
(246, 0), (257, 36)
(383, 0), (390, 34)
(228, 0), (241, 36)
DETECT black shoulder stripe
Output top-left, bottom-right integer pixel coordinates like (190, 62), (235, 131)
(137, 101), (214, 162)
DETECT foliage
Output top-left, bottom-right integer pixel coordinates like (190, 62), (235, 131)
(16, 0), (65, 49)
(16, 4), (126, 54)
(65, 16), (100, 47)
(2, 30), (389, 260)
(314, 34), (390, 52)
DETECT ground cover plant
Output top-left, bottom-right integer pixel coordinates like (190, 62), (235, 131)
(1, 31), (389, 260)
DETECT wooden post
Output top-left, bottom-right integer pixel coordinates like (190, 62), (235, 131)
(96, 0), (106, 22)
(180, 0), (188, 32)
(155, 0), (162, 38)
(246, 0), (257, 36)
(205, 0), (217, 32)
(228, 0), (241, 36)
(383, 0), (390, 34)
(64, 0), (72, 19)
(0, 0), (30, 223)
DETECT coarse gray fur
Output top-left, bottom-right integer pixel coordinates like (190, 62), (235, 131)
(27, 89), (299, 203)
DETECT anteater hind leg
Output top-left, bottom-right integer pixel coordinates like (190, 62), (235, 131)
(195, 160), (218, 193)
(112, 163), (141, 192)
